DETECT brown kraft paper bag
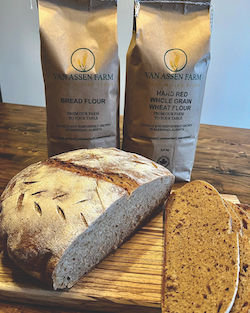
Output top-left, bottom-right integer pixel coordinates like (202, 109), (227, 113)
(38, 0), (120, 156)
(123, 0), (211, 181)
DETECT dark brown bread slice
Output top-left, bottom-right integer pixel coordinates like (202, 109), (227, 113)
(162, 180), (240, 313)
(227, 201), (250, 313)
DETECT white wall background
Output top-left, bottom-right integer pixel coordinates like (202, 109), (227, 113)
(0, 0), (249, 129)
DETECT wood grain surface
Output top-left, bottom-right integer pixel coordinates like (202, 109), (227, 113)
(0, 102), (249, 313)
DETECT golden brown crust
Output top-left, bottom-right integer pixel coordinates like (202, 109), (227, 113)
(44, 158), (140, 195)
(6, 229), (56, 287)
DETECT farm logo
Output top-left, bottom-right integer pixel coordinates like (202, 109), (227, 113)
(71, 48), (95, 73)
(164, 49), (187, 72)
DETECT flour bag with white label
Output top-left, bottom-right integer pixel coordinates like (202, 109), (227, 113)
(123, 0), (211, 181)
(38, 0), (120, 156)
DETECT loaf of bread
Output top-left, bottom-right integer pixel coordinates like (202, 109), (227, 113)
(162, 181), (240, 313)
(0, 148), (174, 289)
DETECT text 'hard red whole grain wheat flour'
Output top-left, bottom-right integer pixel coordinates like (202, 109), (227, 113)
(123, 0), (211, 181)
(38, 0), (120, 156)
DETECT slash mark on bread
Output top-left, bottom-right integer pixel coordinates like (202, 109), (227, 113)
(34, 202), (42, 215)
(31, 191), (46, 196)
(52, 193), (68, 200)
(57, 206), (66, 220)
(80, 212), (88, 227)
(76, 199), (89, 204)
(23, 181), (38, 184)
(17, 193), (24, 211)
(44, 158), (139, 194)
(96, 181), (105, 212)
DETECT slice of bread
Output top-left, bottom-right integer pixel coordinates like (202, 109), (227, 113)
(227, 201), (250, 313)
(0, 148), (174, 289)
(162, 180), (240, 313)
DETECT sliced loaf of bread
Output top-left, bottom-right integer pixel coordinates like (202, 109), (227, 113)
(162, 180), (240, 313)
(0, 148), (174, 289)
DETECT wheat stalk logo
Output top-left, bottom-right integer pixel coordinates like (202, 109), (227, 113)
(77, 54), (88, 71)
(170, 53), (180, 72)
(71, 48), (95, 73)
(164, 49), (187, 73)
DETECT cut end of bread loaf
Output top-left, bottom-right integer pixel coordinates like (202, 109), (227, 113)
(162, 180), (240, 313)
(52, 177), (171, 290)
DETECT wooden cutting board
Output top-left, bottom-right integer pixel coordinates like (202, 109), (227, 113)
(0, 194), (240, 313)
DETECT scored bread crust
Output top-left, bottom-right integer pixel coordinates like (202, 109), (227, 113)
(0, 148), (174, 289)
(162, 180), (240, 313)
